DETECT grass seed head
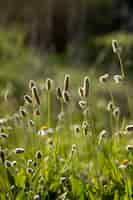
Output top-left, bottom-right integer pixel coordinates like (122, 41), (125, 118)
(113, 75), (123, 84)
(112, 40), (120, 54)
(0, 150), (5, 163)
(126, 145), (133, 152)
(34, 108), (40, 116)
(12, 161), (17, 167)
(113, 107), (120, 118)
(29, 80), (36, 89)
(26, 167), (34, 175)
(45, 78), (53, 91)
(19, 107), (27, 118)
(35, 151), (42, 159)
(56, 87), (62, 99)
(63, 91), (70, 103)
(34, 194), (41, 200)
(0, 133), (8, 139)
(99, 73), (109, 83)
(15, 148), (25, 154)
(107, 101), (115, 112)
(78, 87), (84, 98)
(78, 100), (87, 109)
(64, 74), (70, 91)
(5, 160), (11, 168)
(24, 95), (32, 104)
(32, 86), (40, 105)
(83, 76), (90, 98)
(125, 125), (133, 132)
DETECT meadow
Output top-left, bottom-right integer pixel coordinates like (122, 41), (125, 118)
(0, 38), (133, 200)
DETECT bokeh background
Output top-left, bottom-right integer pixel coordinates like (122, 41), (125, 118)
(0, 0), (133, 113)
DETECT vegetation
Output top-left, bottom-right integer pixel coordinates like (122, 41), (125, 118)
(0, 38), (133, 199)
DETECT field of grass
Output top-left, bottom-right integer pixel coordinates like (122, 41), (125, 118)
(1, 38), (133, 200)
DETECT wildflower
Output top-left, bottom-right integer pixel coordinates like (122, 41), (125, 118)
(99, 73), (109, 83)
(38, 125), (54, 136)
(64, 74), (70, 91)
(113, 75), (123, 84)
(126, 145), (133, 152)
(125, 125), (133, 132)
(24, 95), (32, 104)
(112, 40), (120, 54)
(45, 78), (53, 91)
(4, 160), (12, 168)
(78, 100), (87, 109)
(78, 87), (84, 98)
(32, 86), (40, 105)
(35, 151), (42, 159)
(15, 148), (25, 154)
(83, 76), (90, 97)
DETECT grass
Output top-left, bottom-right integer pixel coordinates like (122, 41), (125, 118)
(0, 40), (133, 199)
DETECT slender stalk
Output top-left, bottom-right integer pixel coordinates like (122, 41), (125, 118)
(48, 91), (51, 128)
(117, 52), (125, 79)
